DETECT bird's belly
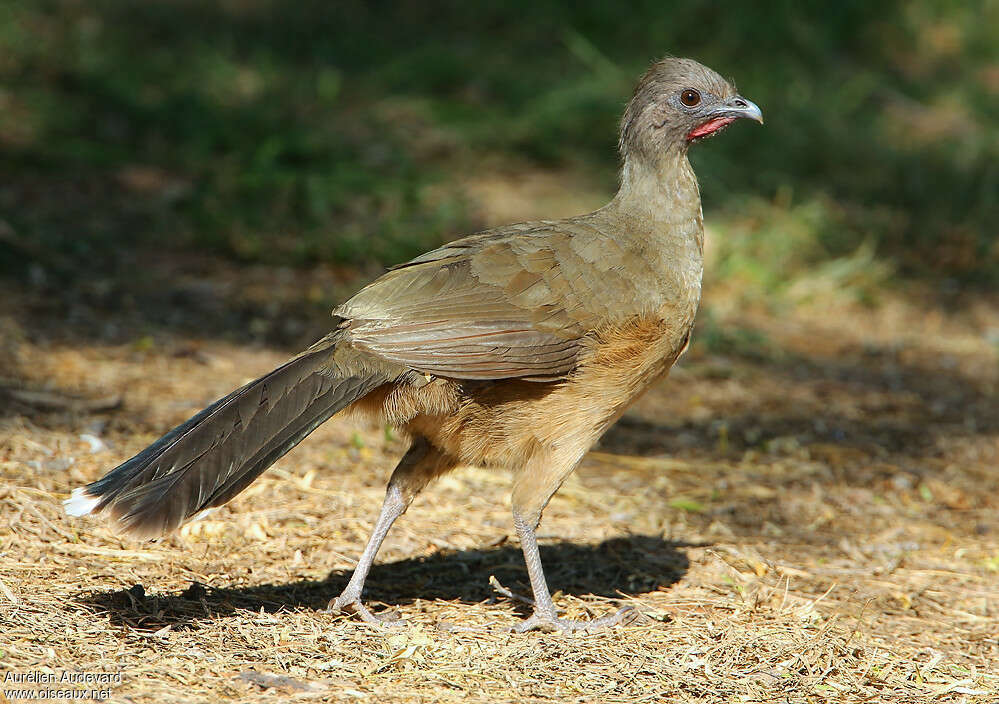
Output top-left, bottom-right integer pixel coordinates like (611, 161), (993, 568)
(400, 313), (691, 470)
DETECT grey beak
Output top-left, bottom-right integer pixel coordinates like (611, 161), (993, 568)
(718, 95), (764, 124)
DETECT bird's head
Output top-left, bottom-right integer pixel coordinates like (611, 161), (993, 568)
(619, 57), (763, 164)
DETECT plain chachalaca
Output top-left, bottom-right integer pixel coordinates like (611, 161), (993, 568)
(64, 57), (762, 632)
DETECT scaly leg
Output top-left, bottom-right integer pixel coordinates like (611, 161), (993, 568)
(510, 511), (634, 633)
(328, 438), (454, 625)
(509, 449), (634, 633)
(327, 483), (408, 624)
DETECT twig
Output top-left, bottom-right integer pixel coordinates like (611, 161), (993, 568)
(488, 575), (535, 607)
(2, 388), (122, 413)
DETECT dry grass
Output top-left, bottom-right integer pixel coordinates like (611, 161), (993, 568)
(1, 269), (997, 702)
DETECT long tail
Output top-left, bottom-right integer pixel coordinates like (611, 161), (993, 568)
(64, 333), (387, 538)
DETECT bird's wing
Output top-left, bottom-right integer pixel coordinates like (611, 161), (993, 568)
(335, 219), (638, 381)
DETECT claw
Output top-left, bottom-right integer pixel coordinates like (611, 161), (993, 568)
(327, 594), (406, 627)
(511, 606), (636, 633)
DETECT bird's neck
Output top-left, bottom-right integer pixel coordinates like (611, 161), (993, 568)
(608, 148), (703, 252)
(600, 147), (705, 317)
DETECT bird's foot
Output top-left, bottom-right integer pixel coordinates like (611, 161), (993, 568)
(511, 605), (636, 633)
(327, 593), (405, 627)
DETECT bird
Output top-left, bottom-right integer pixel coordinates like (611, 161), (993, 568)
(64, 56), (762, 632)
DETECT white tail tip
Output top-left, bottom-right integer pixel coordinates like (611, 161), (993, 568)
(190, 507), (217, 523)
(64, 487), (100, 517)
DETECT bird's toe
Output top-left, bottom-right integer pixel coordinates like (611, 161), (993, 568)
(327, 594), (405, 627)
(512, 605), (636, 633)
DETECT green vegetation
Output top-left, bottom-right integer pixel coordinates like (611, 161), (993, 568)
(1, 0), (996, 281)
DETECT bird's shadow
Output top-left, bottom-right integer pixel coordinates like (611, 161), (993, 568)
(74, 535), (691, 630)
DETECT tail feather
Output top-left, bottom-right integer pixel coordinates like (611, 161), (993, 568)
(64, 335), (388, 538)
(198, 374), (377, 510)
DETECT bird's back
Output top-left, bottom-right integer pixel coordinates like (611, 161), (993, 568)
(335, 186), (704, 386)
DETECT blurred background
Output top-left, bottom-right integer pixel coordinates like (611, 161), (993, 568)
(1, 0), (996, 350)
(1, 7), (997, 694)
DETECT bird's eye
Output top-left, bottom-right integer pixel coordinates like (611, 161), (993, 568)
(680, 89), (701, 107)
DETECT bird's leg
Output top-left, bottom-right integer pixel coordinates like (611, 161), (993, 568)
(327, 482), (409, 625)
(508, 452), (634, 633)
(328, 438), (454, 626)
(510, 511), (634, 633)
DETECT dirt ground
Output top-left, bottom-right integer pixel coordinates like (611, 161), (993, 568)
(1, 243), (997, 702)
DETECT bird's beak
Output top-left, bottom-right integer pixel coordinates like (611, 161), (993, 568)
(686, 95), (764, 142)
(715, 95), (764, 124)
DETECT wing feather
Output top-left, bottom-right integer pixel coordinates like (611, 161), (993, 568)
(335, 221), (633, 381)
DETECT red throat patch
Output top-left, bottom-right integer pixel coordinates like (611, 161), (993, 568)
(686, 116), (736, 141)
